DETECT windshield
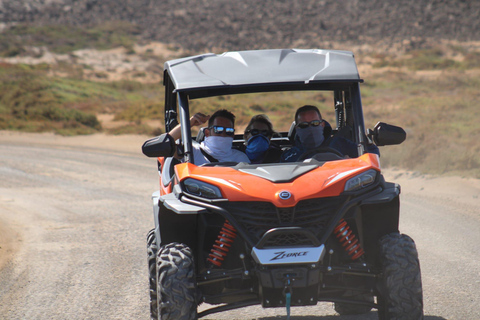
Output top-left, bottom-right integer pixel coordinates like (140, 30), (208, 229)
(173, 85), (374, 164)
(188, 90), (336, 135)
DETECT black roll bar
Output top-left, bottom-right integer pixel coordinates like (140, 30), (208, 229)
(178, 93), (194, 163)
(351, 83), (366, 156)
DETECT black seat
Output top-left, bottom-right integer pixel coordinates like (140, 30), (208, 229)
(196, 127), (207, 142)
(333, 124), (353, 141)
(161, 157), (180, 187)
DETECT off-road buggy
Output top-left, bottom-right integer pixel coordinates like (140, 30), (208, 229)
(142, 49), (423, 319)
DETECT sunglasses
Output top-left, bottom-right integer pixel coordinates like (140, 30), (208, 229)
(296, 120), (323, 129)
(245, 129), (271, 137)
(209, 126), (235, 135)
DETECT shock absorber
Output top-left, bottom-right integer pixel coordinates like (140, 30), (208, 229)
(334, 219), (364, 260)
(207, 220), (238, 267)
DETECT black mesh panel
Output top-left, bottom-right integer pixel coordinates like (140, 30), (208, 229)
(217, 196), (347, 246)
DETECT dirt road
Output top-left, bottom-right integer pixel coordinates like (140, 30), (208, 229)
(1, 132), (479, 319)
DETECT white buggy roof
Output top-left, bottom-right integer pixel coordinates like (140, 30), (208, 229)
(164, 49), (362, 93)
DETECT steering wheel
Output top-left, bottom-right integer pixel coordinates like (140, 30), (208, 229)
(298, 147), (344, 161)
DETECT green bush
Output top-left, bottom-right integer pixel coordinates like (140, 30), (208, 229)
(372, 49), (465, 71)
(464, 52), (480, 68)
(0, 21), (142, 57)
(0, 64), (104, 134)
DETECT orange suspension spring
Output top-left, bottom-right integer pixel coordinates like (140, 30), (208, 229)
(207, 220), (238, 267)
(333, 219), (365, 260)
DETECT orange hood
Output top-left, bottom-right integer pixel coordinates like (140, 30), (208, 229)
(175, 154), (380, 207)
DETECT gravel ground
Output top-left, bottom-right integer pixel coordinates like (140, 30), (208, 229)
(0, 131), (479, 319)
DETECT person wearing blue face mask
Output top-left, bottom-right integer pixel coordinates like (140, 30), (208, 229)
(281, 105), (381, 162)
(243, 114), (282, 164)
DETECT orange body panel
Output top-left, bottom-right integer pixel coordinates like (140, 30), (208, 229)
(159, 180), (172, 196)
(173, 154), (381, 207)
(157, 157), (172, 196)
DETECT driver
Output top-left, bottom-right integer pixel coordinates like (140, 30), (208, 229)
(281, 105), (378, 162)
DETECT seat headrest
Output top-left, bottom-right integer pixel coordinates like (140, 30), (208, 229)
(196, 127), (207, 142)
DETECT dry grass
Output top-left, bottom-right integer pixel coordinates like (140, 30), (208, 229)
(361, 71), (480, 178)
(188, 72), (480, 178)
(0, 26), (478, 176)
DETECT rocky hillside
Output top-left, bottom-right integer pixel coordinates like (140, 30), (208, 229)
(1, 0), (479, 52)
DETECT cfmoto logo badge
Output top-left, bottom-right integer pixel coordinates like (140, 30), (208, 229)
(279, 191), (291, 200)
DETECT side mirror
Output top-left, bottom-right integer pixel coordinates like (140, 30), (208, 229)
(368, 122), (406, 146)
(142, 133), (176, 157)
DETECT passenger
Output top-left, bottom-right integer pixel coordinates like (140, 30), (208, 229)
(168, 109), (250, 166)
(281, 105), (379, 162)
(243, 114), (282, 164)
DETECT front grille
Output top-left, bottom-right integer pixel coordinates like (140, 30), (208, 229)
(278, 208), (294, 223)
(262, 232), (313, 247)
(217, 196), (348, 246)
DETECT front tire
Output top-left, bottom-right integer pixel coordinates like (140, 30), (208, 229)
(156, 242), (197, 320)
(377, 233), (423, 320)
(147, 229), (158, 320)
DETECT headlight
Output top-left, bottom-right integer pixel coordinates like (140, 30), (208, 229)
(344, 169), (377, 192)
(183, 178), (223, 199)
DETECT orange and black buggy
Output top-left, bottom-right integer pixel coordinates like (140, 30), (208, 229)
(142, 49), (423, 320)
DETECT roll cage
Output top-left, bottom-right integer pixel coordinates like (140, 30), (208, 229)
(162, 49), (369, 164)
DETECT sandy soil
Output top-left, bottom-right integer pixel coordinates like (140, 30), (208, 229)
(2, 130), (478, 196)
(1, 130), (479, 319)
(1, 130), (478, 267)
(0, 132), (149, 268)
(0, 130), (148, 155)
(0, 42), (185, 83)
(1, 39), (478, 85)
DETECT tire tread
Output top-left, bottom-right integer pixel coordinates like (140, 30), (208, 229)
(157, 242), (197, 320)
(378, 233), (423, 320)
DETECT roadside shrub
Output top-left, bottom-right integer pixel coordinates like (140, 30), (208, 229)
(37, 106), (101, 129)
(0, 21), (142, 57)
(107, 123), (158, 135)
(464, 52), (480, 69)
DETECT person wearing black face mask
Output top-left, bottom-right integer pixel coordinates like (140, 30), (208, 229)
(243, 114), (282, 164)
(281, 105), (328, 162)
(281, 105), (379, 162)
